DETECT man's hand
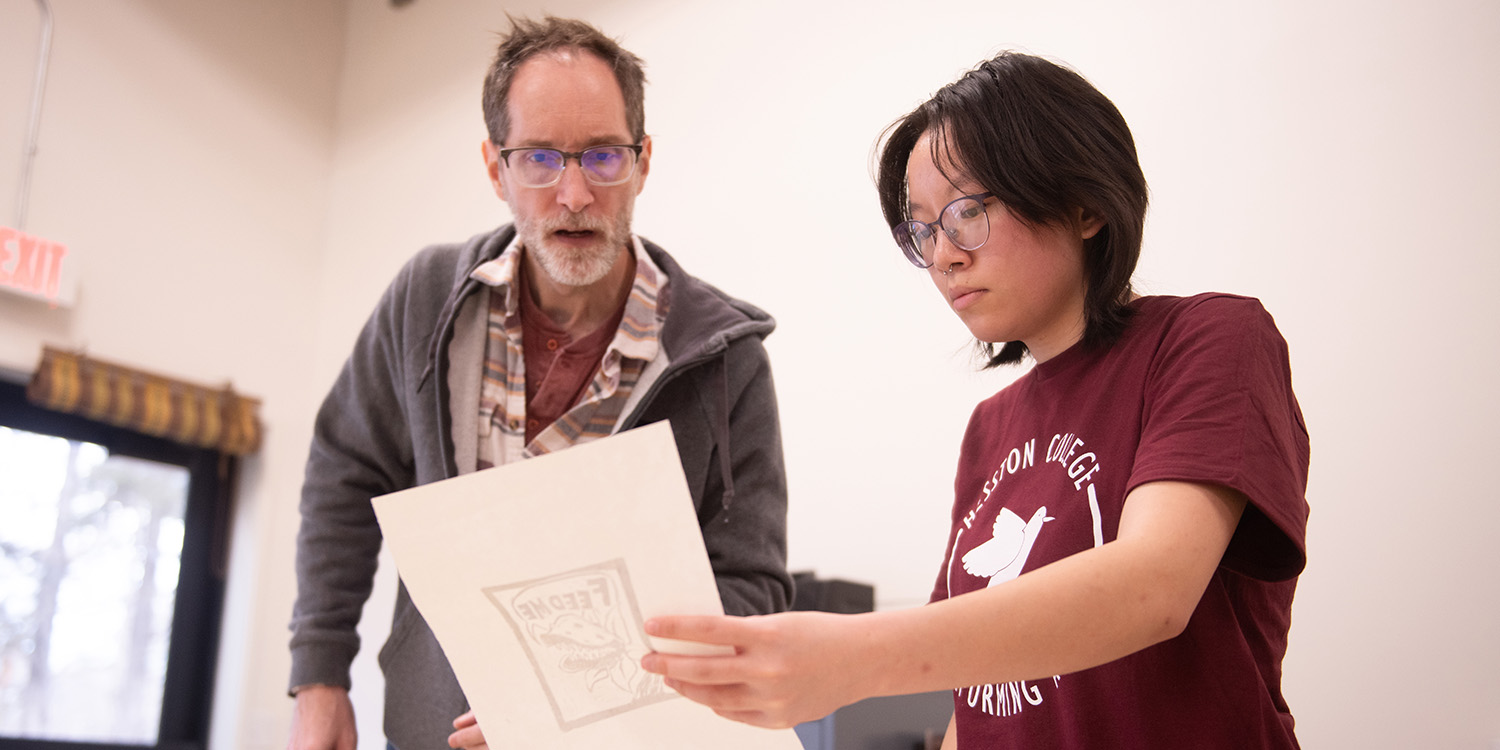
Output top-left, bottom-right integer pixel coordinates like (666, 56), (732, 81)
(448, 710), (489, 749)
(287, 684), (356, 750)
(640, 611), (871, 729)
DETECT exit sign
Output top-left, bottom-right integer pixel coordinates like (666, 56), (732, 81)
(0, 226), (77, 307)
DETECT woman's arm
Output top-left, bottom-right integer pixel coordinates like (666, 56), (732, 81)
(640, 479), (1246, 729)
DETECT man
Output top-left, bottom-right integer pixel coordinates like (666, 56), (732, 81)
(286, 16), (791, 750)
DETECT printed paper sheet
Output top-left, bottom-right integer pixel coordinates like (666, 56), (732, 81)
(371, 421), (802, 749)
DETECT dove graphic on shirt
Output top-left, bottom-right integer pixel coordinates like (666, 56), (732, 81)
(961, 506), (1054, 587)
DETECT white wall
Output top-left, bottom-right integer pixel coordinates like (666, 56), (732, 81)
(3, 1), (1497, 748)
(0, 0), (346, 747)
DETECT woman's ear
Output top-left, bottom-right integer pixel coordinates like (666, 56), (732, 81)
(1077, 207), (1105, 240)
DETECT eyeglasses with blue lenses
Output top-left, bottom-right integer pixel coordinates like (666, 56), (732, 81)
(498, 144), (644, 188)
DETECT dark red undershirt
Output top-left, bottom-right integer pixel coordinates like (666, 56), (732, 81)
(516, 270), (625, 444)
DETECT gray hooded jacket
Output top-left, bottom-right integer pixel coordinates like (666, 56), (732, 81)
(288, 225), (792, 748)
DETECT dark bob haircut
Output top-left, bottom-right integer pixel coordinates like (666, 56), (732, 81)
(876, 52), (1149, 367)
(482, 15), (647, 147)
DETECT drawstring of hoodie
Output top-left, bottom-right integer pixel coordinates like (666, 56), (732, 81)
(710, 357), (736, 514)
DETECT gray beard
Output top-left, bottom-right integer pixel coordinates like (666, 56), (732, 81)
(515, 212), (631, 287)
(531, 241), (620, 286)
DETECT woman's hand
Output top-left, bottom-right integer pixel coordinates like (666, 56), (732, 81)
(640, 611), (875, 729)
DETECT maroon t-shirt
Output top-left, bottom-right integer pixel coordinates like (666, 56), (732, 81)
(931, 294), (1310, 749)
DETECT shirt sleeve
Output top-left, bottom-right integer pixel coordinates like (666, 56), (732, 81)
(287, 264), (422, 693)
(1129, 295), (1310, 581)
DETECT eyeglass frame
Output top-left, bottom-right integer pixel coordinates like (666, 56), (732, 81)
(893, 192), (996, 269)
(495, 143), (645, 188)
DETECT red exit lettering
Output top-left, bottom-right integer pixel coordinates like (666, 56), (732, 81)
(0, 226), (69, 302)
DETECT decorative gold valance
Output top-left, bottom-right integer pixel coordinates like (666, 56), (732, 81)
(26, 346), (262, 455)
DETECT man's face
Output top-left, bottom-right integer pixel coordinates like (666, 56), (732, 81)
(483, 51), (651, 288)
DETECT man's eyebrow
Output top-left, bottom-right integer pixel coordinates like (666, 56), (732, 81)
(510, 135), (635, 150)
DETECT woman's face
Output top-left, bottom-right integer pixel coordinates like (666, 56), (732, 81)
(906, 131), (1099, 363)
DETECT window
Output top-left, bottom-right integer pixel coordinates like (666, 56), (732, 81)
(0, 379), (226, 750)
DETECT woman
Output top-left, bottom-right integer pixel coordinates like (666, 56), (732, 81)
(641, 51), (1309, 748)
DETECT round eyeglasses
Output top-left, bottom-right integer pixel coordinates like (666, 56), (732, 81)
(498, 144), (644, 188)
(892, 192), (994, 269)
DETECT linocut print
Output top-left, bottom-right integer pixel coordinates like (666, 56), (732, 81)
(485, 558), (671, 730)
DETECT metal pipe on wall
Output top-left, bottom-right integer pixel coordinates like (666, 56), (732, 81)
(14, 0), (55, 232)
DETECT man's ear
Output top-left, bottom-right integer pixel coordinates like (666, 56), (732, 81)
(482, 140), (508, 202)
(634, 135), (653, 195)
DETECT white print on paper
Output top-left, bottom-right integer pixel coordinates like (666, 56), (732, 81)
(486, 559), (670, 731)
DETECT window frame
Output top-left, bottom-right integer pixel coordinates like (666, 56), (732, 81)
(0, 378), (227, 750)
